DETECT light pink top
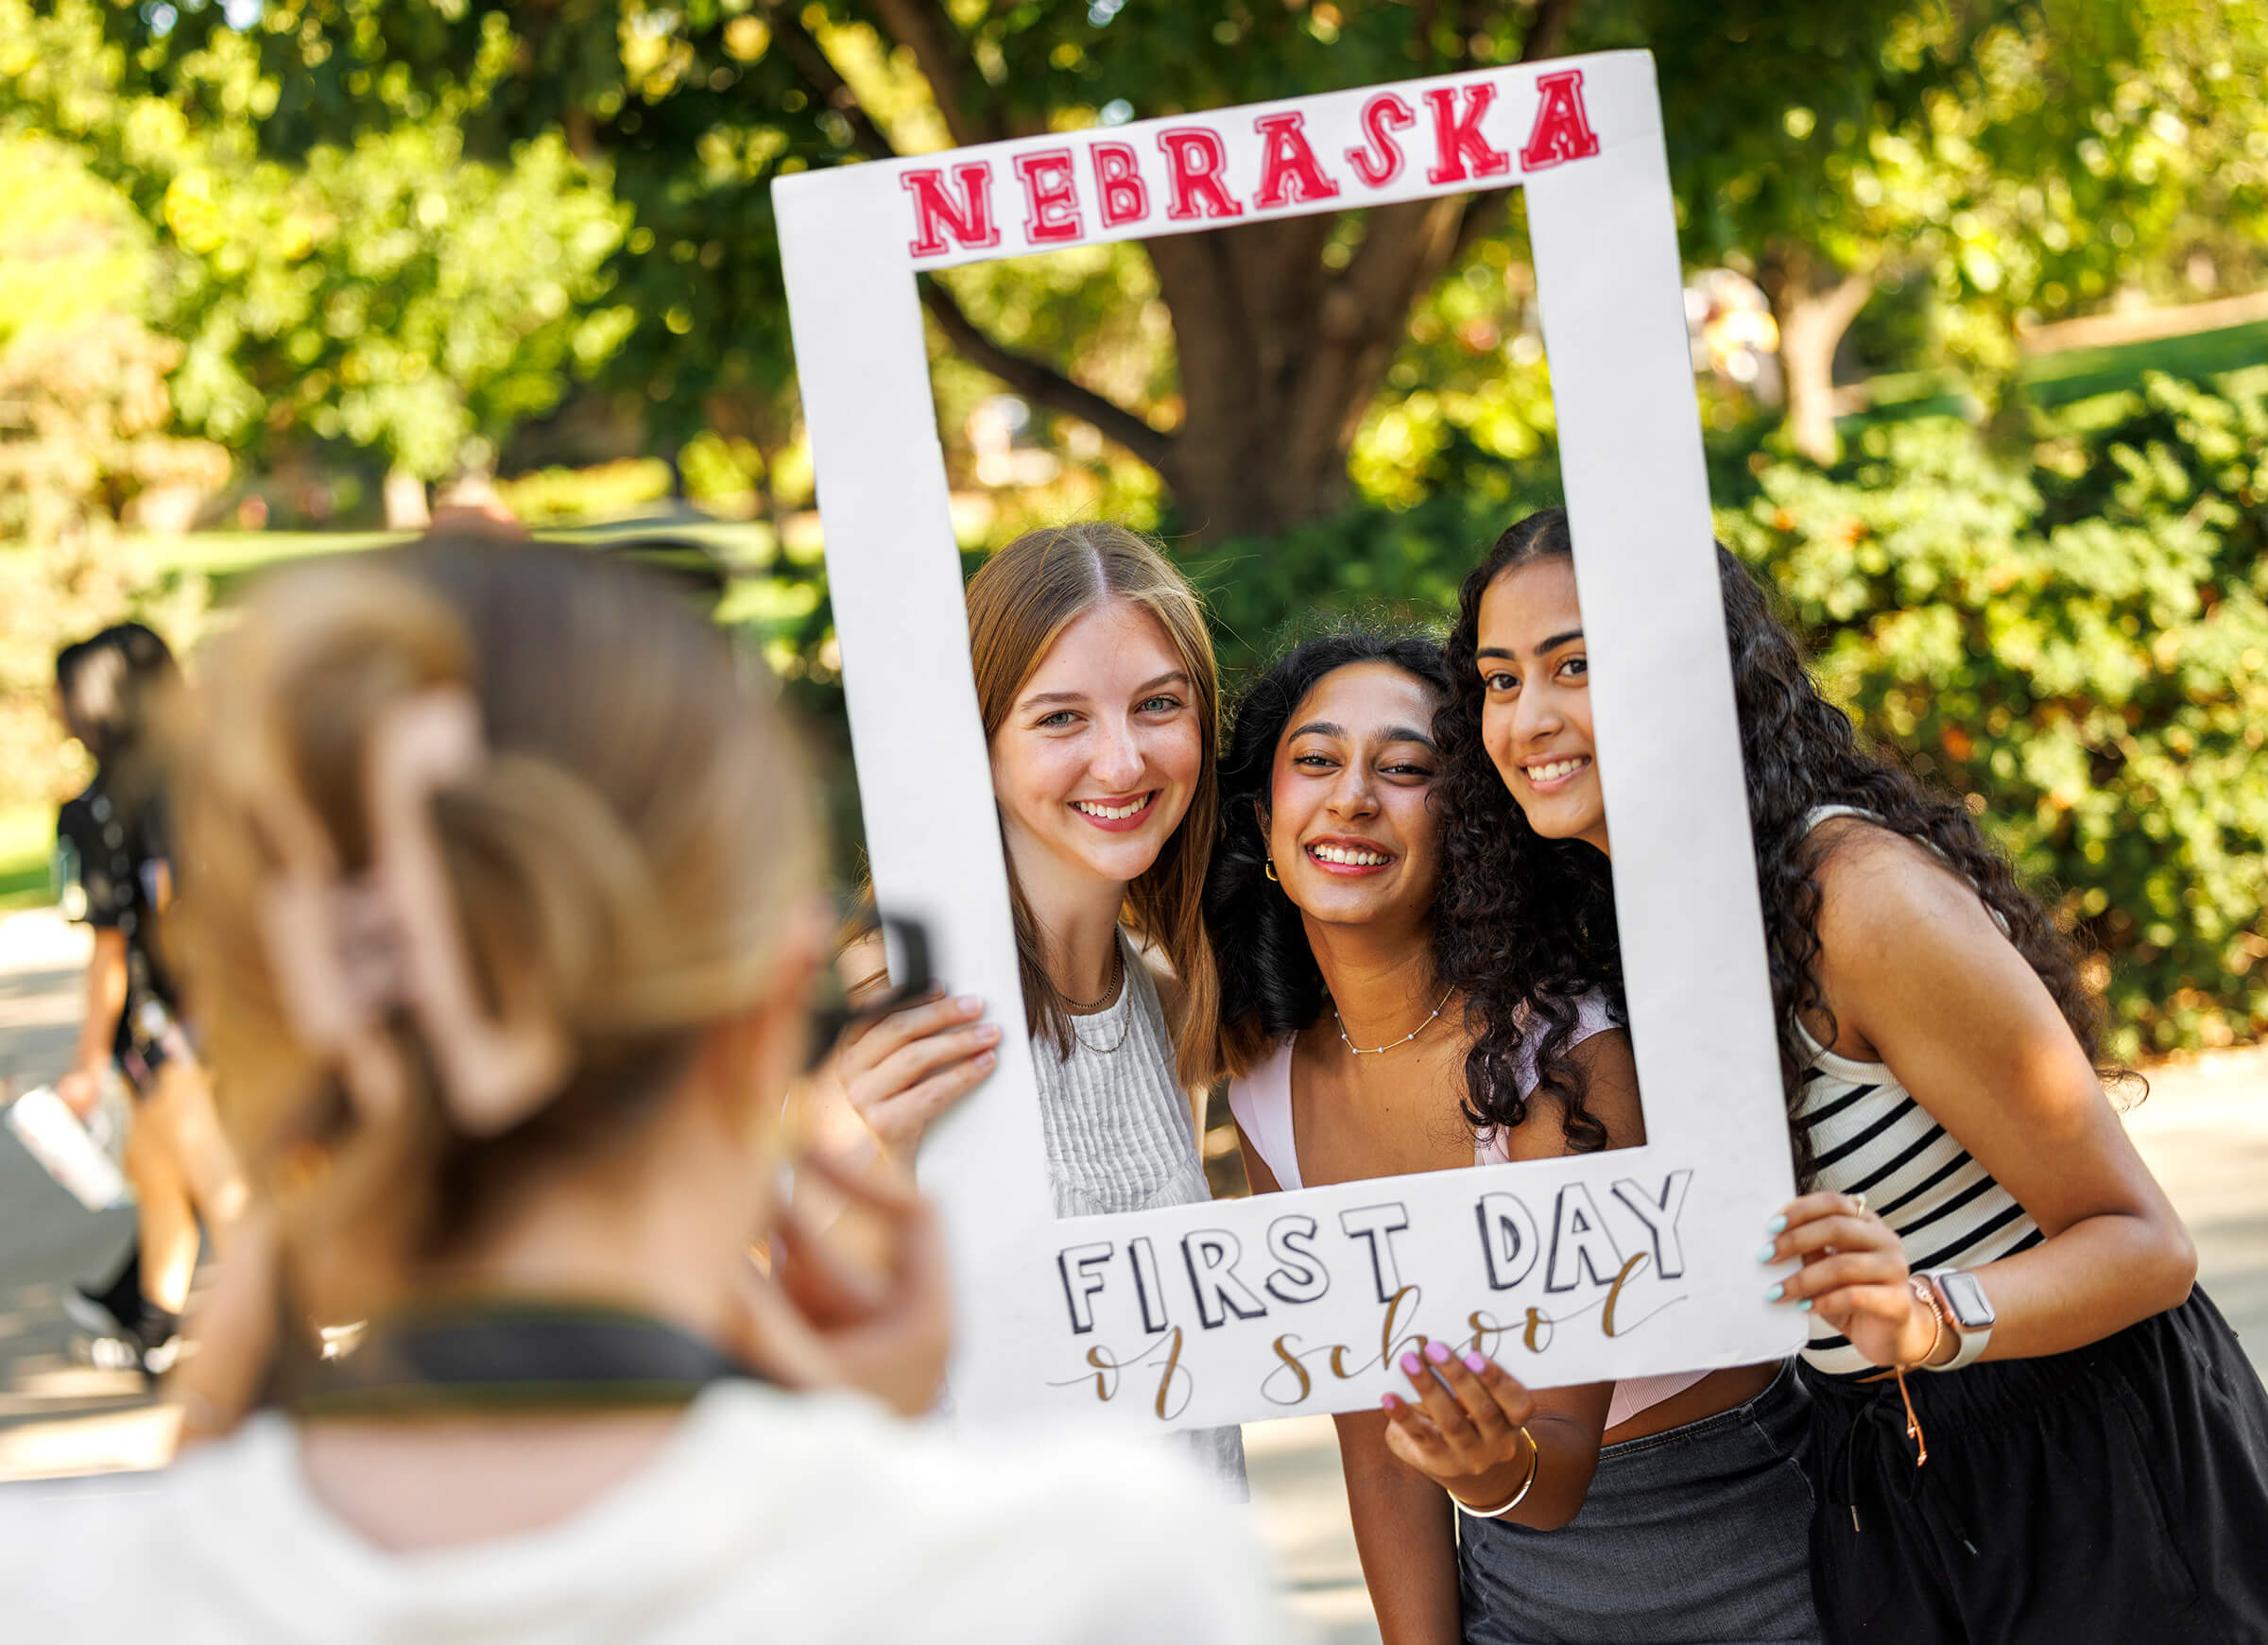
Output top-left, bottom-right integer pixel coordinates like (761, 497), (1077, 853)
(1226, 999), (1705, 1432)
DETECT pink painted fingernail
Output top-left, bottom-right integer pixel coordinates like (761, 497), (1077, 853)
(1381, 1394), (1402, 1412)
(956, 995), (983, 1013)
(1463, 1351), (1488, 1374)
(1423, 1340), (1451, 1365)
(1400, 1352), (1422, 1377)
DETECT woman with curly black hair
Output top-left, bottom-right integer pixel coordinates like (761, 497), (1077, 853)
(1208, 630), (1813, 1643)
(1433, 506), (2268, 1643)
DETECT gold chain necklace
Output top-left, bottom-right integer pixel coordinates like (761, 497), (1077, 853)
(1333, 985), (1455, 1055)
(1068, 942), (1132, 1055)
(1060, 940), (1124, 1012)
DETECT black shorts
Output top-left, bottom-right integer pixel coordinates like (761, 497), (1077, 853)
(1804, 1288), (2268, 1644)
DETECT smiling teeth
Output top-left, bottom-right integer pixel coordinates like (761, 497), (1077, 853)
(1074, 795), (1151, 820)
(1311, 844), (1389, 866)
(1525, 758), (1588, 781)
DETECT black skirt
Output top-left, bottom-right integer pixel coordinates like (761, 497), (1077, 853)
(1803, 1288), (2268, 1644)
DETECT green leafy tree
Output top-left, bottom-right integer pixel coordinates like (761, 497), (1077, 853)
(158, 118), (634, 488)
(1719, 373), (2268, 1054)
(0, 131), (215, 815)
(5, 3), (634, 507)
(1668, 0), (2268, 462)
(102, 0), (1957, 540)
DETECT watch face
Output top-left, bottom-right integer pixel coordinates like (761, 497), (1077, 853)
(1938, 1270), (1995, 1329)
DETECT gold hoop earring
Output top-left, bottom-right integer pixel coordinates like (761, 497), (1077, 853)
(1263, 858), (1279, 882)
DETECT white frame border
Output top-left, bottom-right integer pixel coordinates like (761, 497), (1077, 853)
(775, 49), (1803, 1432)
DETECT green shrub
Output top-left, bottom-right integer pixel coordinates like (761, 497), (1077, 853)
(493, 458), (674, 524)
(1720, 372), (2268, 1058)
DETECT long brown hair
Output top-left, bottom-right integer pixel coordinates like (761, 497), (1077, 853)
(967, 523), (1221, 1090)
(173, 539), (818, 1317)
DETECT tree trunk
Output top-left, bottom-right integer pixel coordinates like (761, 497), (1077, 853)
(1143, 196), (1470, 544)
(930, 198), (1480, 545)
(781, 4), (1572, 545)
(1759, 244), (1877, 467)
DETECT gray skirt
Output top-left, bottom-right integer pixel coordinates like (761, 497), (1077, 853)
(1458, 1360), (1821, 1645)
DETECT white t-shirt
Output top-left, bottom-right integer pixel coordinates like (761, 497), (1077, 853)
(0, 1382), (1304, 1644)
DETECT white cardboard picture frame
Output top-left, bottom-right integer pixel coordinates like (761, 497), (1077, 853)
(774, 48), (1805, 1433)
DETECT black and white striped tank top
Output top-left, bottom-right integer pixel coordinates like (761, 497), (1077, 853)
(1791, 805), (2043, 1378)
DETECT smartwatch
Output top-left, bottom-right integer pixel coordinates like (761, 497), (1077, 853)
(1922, 1269), (1994, 1370)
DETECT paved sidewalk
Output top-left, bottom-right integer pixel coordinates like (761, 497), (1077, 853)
(1, 904), (2260, 1643)
(0, 912), (145, 1454)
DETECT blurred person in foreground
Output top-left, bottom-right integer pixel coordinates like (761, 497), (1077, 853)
(0, 540), (1297, 1644)
(52, 624), (245, 1373)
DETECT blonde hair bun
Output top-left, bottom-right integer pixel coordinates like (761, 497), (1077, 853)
(176, 538), (818, 1284)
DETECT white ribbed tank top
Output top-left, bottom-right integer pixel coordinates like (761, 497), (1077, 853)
(1032, 928), (1248, 1497)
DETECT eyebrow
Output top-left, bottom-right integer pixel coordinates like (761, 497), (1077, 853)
(1287, 720), (1437, 750)
(1476, 629), (1584, 662)
(1020, 669), (1191, 711)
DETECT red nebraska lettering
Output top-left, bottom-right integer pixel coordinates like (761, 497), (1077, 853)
(1015, 148), (1083, 245)
(1424, 83), (1510, 185)
(1345, 93), (1416, 188)
(1157, 127), (1244, 221)
(902, 162), (1001, 258)
(1252, 111), (1341, 209)
(1519, 69), (1603, 170)
(1091, 141), (1149, 228)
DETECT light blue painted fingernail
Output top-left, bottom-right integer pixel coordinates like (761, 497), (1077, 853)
(1797, 1298), (1813, 1312)
(1765, 1282), (1784, 1302)
(1766, 1215), (1787, 1234)
(1757, 1244), (1778, 1263)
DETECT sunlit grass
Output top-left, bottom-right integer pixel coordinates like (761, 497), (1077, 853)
(1847, 317), (2268, 428)
(0, 802), (55, 911)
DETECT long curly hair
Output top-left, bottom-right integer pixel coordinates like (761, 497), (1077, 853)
(1433, 513), (1622, 1155)
(1435, 508), (2110, 1185)
(1206, 631), (1452, 1081)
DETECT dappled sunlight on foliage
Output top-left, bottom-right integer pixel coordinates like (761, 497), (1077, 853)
(1723, 372), (2268, 1057)
(0, 0), (2257, 1056)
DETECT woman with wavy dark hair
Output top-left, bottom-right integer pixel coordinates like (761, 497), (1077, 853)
(1208, 630), (1813, 1643)
(1432, 506), (2268, 1643)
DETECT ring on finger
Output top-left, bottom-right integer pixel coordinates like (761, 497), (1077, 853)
(1848, 1191), (1868, 1215)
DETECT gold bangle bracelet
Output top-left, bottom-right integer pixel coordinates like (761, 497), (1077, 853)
(1451, 1424), (1540, 1519)
(1901, 1275), (1946, 1372)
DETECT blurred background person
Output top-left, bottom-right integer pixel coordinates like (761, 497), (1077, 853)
(2, 540), (1297, 1643)
(51, 623), (243, 1376)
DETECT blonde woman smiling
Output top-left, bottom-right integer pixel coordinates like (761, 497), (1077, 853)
(830, 523), (1244, 1492)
